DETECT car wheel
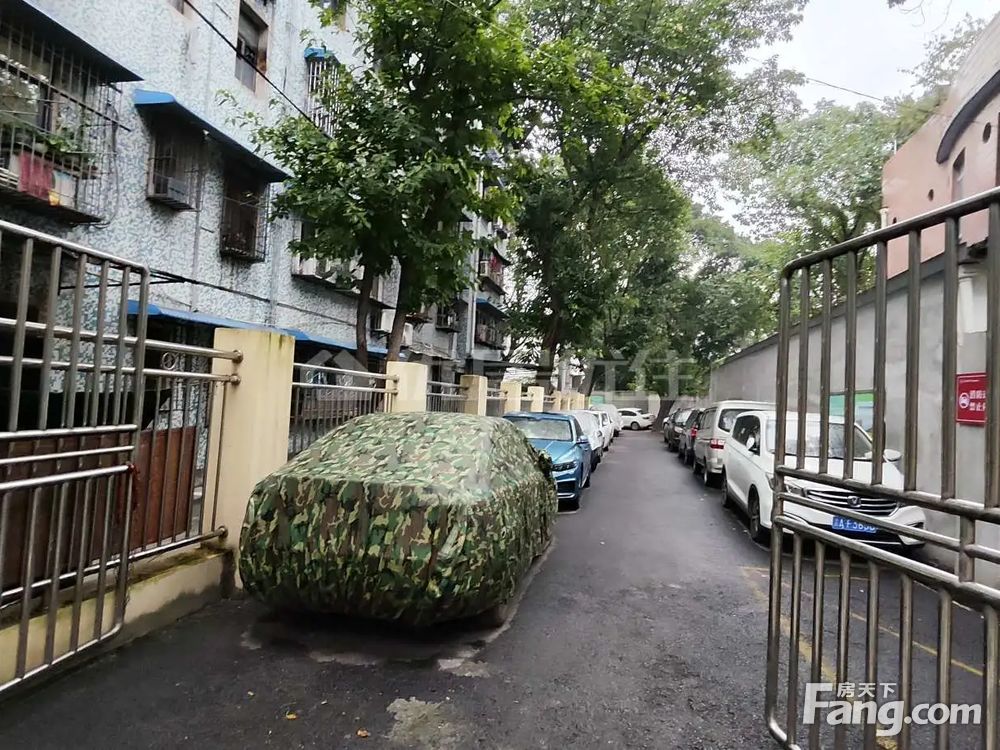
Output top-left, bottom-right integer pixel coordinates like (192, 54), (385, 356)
(703, 465), (720, 488)
(630, 421), (640, 430)
(721, 471), (733, 507)
(748, 493), (769, 544)
(584, 470), (592, 488)
(692, 458), (702, 475)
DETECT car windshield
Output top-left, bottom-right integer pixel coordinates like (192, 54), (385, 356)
(507, 418), (573, 441)
(765, 420), (873, 460)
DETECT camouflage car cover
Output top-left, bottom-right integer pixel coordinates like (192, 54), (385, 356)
(239, 411), (557, 625)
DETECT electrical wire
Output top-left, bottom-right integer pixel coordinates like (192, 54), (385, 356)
(181, 0), (322, 128)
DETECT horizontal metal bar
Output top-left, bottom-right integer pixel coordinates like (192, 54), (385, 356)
(782, 184), (1000, 276)
(0, 529), (227, 604)
(427, 381), (466, 390)
(292, 382), (392, 394)
(0, 219), (149, 273)
(144, 369), (238, 383)
(0, 356), (137, 375)
(0, 444), (131, 467)
(773, 515), (1000, 610)
(0, 319), (241, 363)
(0, 464), (130, 493)
(777, 490), (960, 551)
(778, 465), (1000, 524)
(294, 363), (396, 381)
(0, 424), (138, 442)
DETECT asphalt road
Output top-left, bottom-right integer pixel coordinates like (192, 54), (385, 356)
(0, 431), (983, 749)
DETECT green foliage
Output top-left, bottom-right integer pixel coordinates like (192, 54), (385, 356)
(250, 0), (532, 363)
(505, 0), (805, 377)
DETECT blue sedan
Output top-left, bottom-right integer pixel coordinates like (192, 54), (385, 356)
(504, 412), (593, 510)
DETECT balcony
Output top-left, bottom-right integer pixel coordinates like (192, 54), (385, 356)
(475, 322), (506, 349)
(435, 309), (460, 332)
(478, 255), (505, 292)
(0, 4), (140, 222)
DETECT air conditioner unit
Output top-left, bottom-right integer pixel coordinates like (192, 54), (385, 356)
(148, 175), (193, 210)
(402, 322), (414, 348)
(377, 308), (395, 334)
(291, 254), (319, 278)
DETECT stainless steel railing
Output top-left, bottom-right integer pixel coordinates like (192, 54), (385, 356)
(288, 363), (397, 457)
(426, 380), (465, 413)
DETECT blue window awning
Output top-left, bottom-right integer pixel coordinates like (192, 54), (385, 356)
(128, 301), (387, 355)
(476, 296), (508, 320)
(133, 90), (290, 182)
(8, 0), (142, 82)
(304, 46), (339, 61)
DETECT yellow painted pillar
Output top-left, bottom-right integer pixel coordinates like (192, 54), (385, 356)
(205, 329), (295, 578)
(461, 374), (488, 416)
(385, 360), (428, 412)
(526, 385), (544, 412)
(550, 389), (563, 411)
(500, 380), (521, 414)
(572, 392), (586, 410)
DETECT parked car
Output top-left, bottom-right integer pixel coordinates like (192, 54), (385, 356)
(588, 409), (614, 451)
(723, 410), (925, 546)
(506, 412), (592, 510)
(678, 409), (702, 465)
(664, 408), (692, 450)
(240, 412), (557, 626)
(692, 400), (773, 488)
(570, 409), (604, 470)
(592, 403), (623, 436)
(619, 407), (654, 430)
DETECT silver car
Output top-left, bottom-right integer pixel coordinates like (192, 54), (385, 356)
(692, 400), (773, 487)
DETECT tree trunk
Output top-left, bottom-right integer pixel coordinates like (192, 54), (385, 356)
(653, 398), (675, 429)
(534, 309), (560, 388)
(355, 265), (375, 371)
(386, 261), (414, 361)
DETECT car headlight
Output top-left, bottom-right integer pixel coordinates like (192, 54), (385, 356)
(552, 461), (577, 472)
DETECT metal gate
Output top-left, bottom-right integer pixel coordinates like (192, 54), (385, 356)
(767, 187), (1000, 749)
(0, 220), (150, 694)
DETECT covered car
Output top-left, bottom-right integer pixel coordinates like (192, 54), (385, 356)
(239, 412), (557, 625)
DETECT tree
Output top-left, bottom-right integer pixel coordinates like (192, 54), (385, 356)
(506, 0), (805, 382)
(250, 0), (529, 365)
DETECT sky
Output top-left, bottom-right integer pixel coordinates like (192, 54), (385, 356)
(767, 0), (997, 108)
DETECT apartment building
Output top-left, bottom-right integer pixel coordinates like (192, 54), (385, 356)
(0, 0), (509, 377)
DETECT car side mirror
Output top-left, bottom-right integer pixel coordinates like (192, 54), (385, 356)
(576, 436), (589, 446)
(746, 435), (759, 454)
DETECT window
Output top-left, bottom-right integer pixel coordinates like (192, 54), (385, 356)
(717, 408), (748, 433)
(732, 415), (758, 446)
(220, 169), (267, 261)
(235, 5), (266, 91)
(146, 130), (198, 210)
(952, 149), (966, 202)
(698, 408), (716, 430)
(306, 54), (340, 136)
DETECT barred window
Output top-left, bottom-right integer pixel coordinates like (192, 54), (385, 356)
(306, 54), (339, 136)
(220, 168), (267, 262)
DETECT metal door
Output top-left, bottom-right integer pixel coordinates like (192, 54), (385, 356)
(767, 187), (1000, 748)
(0, 220), (149, 695)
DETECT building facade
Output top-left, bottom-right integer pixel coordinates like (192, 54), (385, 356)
(0, 0), (509, 378)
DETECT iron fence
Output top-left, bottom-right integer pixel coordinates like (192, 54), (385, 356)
(289, 363), (396, 457)
(543, 394), (556, 411)
(767, 185), (1000, 749)
(486, 388), (504, 417)
(426, 380), (465, 413)
(520, 396), (532, 412)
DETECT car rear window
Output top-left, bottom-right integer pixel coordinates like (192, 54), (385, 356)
(507, 418), (572, 441)
(718, 408), (749, 433)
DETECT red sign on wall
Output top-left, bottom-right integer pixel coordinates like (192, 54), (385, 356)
(957, 372), (988, 425)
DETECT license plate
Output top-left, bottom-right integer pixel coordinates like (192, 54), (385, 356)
(831, 516), (878, 535)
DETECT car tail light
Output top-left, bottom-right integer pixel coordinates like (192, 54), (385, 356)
(710, 438), (726, 450)
(691, 427), (699, 438)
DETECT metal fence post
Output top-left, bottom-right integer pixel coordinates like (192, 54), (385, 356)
(460, 375), (488, 416)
